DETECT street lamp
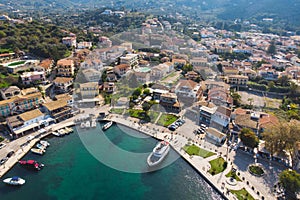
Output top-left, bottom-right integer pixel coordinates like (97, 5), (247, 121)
(253, 147), (258, 164)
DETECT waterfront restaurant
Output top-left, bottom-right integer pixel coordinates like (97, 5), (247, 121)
(6, 109), (47, 138)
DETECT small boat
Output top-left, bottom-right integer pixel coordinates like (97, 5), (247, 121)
(31, 148), (45, 155)
(52, 131), (60, 137)
(65, 127), (73, 133)
(64, 127), (70, 135)
(91, 120), (97, 128)
(102, 121), (113, 131)
(147, 141), (170, 167)
(85, 121), (91, 128)
(40, 140), (50, 147)
(19, 160), (44, 171)
(58, 129), (66, 136)
(80, 122), (85, 129)
(3, 176), (25, 185)
(36, 143), (46, 150)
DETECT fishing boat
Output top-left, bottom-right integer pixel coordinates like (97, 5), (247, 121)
(19, 160), (44, 171)
(40, 140), (50, 147)
(102, 121), (113, 131)
(31, 148), (45, 155)
(3, 177), (25, 185)
(147, 141), (170, 167)
(52, 131), (60, 137)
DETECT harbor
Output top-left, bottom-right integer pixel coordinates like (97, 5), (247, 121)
(0, 121), (222, 200)
(0, 111), (270, 200)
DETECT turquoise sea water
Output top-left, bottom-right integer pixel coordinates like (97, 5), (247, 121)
(0, 123), (223, 200)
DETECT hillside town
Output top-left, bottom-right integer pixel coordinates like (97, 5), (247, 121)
(0, 15), (300, 200)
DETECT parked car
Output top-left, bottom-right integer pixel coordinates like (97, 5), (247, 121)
(0, 143), (6, 149)
(6, 151), (14, 158)
(168, 126), (176, 131)
(0, 157), (8, 165)
(178, 119), (185, 124)
(200, 124), (207, 129)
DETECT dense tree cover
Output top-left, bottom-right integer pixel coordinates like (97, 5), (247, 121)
(279, 170), (300, 200)
(263, 120), (300, 168)
(217, 52), (251, 61)
(0, 21), (69, 60)
(239, 128), (259, 149)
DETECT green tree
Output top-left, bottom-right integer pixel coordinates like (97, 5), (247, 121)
(142, 102), (151, 112)
(231, 92), (241, 106)
(182, 64), (193, 74)
(239, 128), (259, 149)
(0, 30), (6, 39)
(279, 170), (300, 200)
(277, 75), (290, 87)
(263, 120), (300, 168)
(132, 87), (142, 97)
(217, 63), (223, 73)
(267, 40), (276, 55)
(143, 88), (151, 96)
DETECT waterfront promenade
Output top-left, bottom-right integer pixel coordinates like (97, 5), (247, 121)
(0, 107), (276, 200)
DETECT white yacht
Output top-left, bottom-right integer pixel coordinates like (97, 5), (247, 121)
(3, 177), (25, 185)
(102, 121), (113, 131)
(147, 141), (170, 167)
(91, 120), (97, 128)
(80, 122), (85, 129)
(85, 121), (91, 128)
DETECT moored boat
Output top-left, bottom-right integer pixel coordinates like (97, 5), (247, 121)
(36, 143), (46, 150)
(85, 121), (91, 128)
(91, 120), (97, 128)
(65, 127), (73, 133)
(40, 140), (50, 147)
(80, 122), (85, 129)
(19, 160), (44, 171)
(102, 121), (113, 131)
(58, 129), (66, 136)
(3, 176), (25, 185)
(52, 131), (60, 137)
(31, 148), (45, 155)
(147, 141), (170, 167)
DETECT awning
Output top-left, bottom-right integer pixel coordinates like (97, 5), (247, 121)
(14, 123), (40, 135)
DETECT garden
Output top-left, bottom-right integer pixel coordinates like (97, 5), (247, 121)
(183, 144), (215, 158)
(208, 157), (227, 175)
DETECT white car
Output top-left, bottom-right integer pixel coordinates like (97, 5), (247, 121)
(0, 143), (6, 149)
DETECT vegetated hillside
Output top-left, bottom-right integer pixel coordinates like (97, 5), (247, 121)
(1, 0), (300, 27)
(214, 0), (300, 25)
(0, 21), (69, 60)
